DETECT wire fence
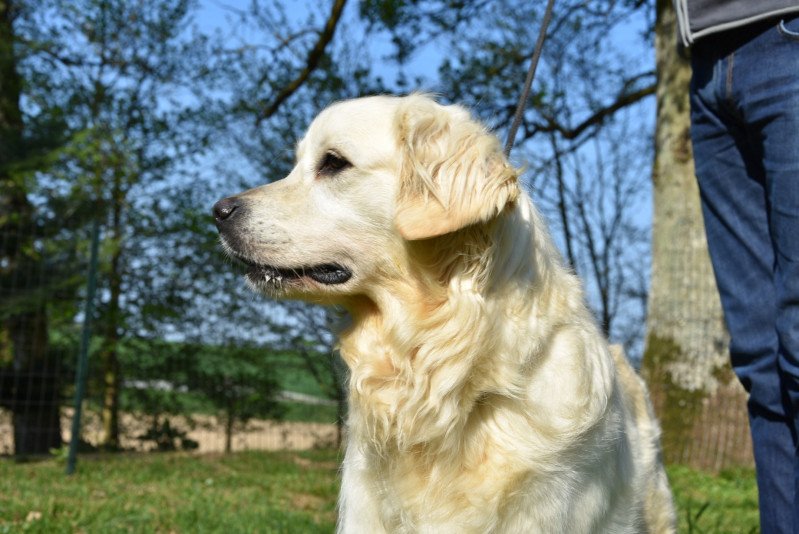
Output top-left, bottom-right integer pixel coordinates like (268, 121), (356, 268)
(1, 206), (752, 473)
(0, 215), (67, 457)
(0, 213), (344, 461)
(648, 372), (752, 472)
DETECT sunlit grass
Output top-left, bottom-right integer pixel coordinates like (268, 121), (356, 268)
(0, 451), (758, 533)
(0, 450), (340, 533)
(668, 464), (759, 533)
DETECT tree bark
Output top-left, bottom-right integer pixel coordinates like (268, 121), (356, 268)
(642, 0), (751, 471)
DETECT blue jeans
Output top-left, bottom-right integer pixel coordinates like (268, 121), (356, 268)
(690, 15), (799, 534)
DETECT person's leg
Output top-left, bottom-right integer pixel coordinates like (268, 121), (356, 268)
(690, 26), (796, 533)
(748, 412), (797, 532)
(743, 15), (799, 531)
(690, 43), (783, 419)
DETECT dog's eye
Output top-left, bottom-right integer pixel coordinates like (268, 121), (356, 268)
(318, 152), (351, 176)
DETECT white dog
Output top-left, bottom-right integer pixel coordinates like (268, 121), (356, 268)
(213, 94), (676, 533)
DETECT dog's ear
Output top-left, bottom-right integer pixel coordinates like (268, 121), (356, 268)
(394, 96), (520, 241)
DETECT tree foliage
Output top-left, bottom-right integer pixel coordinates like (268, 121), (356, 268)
(2, 0), (666, 455)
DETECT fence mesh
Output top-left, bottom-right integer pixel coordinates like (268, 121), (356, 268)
(0, 214), (343, 458)
(1, 217), (69, 456)
(1, 200), (752, 472)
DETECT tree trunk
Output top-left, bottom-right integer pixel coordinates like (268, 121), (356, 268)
(99, 341), (120, 449)
(335, 392), (346, 449)
(329, 350), (348, 449)
(7, 308), (62, 455)
(0, 0), (61, 457)
(99, 166), (123, 449)
(225, 399), (234, 453)
(642, 0), (751, 471)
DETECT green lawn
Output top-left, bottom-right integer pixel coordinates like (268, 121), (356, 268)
(0, 452), (758, 533)
(0, 450), (340, 533)
(669, 465), (760, 533)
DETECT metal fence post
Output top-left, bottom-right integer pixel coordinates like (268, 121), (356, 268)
(66, 217), (101, 475)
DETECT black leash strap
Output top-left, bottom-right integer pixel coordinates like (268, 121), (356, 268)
(504, 0), (556, 157)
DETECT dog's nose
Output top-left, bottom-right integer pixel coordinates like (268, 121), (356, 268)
(212, 197), (240, 226)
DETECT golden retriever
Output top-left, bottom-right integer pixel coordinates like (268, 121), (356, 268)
(213, 94), (676, 533)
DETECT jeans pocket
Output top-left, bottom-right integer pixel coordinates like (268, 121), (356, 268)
(778, 16), (799, 40)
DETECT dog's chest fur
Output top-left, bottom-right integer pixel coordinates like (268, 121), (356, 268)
(337, 271), (638, 532)
(343, 378), (637, 533)
(366, 438), (527, 532)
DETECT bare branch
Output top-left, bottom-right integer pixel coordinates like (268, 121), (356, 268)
(548, 132), (576, 268)
(256, 0), (348, 123)
(528, 80), (655, 141)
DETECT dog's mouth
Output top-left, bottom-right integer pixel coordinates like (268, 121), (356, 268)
(234, 254), (352, 287)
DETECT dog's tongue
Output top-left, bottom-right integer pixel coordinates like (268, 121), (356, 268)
(307, 264), (352, 285)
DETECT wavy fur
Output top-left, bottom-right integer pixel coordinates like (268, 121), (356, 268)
(215, 94), (676, 533)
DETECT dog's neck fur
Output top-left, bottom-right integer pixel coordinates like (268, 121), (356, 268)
(339, 197), (595, 458)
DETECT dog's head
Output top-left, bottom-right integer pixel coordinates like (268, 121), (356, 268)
(213, 94), (519, 303)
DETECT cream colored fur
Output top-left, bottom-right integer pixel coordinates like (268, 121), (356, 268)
(216, 94), (676, 533)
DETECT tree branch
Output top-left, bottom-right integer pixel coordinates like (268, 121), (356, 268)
(528, 81), (655, 141)
(257, 0), (347, 123)
(548, 132), (576, 268)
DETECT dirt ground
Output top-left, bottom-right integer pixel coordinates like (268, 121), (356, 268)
(0, 408), (338, 455)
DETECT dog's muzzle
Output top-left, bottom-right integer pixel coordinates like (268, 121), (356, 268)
(211, 195), (353, 287)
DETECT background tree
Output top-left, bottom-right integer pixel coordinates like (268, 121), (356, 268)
(16, 0), (211, 449)
(0, 0), (69, 456)
(0, 0), (756, 468)
(187, 343), (284, 453)
(641, 0), (749, 470)
(273, 303), (348, 447)
(113, 336), (284, 454)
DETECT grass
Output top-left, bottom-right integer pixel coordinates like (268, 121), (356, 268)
(0, 450), (340, 533)
(668, 465), (760, 533)
(0, 451), (759, 533)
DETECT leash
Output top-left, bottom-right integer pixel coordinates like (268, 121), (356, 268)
(503, 0), (556, 157)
